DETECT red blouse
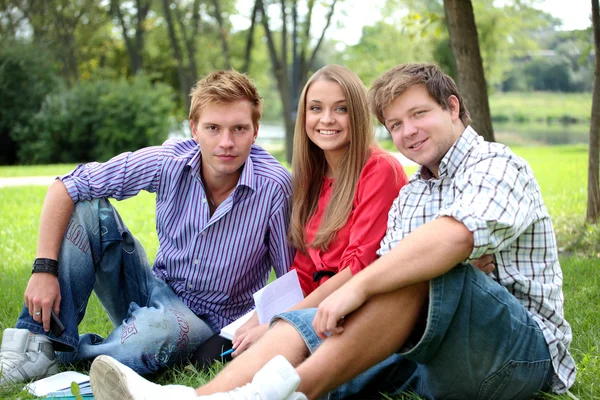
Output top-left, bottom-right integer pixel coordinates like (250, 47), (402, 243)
(292, 147), (408, 295)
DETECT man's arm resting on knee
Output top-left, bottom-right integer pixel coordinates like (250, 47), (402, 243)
(37, 180), (75, 260)
(314, 217), (474, 335)
(25, 179), (75, 331)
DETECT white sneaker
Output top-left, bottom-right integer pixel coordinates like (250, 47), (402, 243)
(196, 355), (307, 400)
(0, 328), (58, 385)
(89, 355), (198, 400)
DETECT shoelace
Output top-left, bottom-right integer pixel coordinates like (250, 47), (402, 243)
(0, 350), (29, 381)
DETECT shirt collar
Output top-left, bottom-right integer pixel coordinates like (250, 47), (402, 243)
(413, 126), (480, 181)
(187, 144), (256, 192)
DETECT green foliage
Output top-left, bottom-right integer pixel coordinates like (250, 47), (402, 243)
(0, 40), (60, 165)
(13, 75), (176, 164)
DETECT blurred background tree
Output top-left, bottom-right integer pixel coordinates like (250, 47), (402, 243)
(0, 0), (594, 164)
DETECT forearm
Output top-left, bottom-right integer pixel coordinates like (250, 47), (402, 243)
(36, 180), (75, 260)
(353, 217), (474, 298)
(292, 268), (353, 310)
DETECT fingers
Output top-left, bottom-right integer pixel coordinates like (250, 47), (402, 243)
(25, 296), (61, 332)
(232, 331), (247, 350)
(231, 336), (251, 358)
(313, 310), (345, 339)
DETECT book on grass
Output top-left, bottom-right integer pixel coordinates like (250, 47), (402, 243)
(219, 269), (304, 339)
(24, 370), (93, 398)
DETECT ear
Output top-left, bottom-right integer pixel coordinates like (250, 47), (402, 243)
(253, 123), (259, 143)
(448, 95), (460, 122)
(190, 120), (198, 142)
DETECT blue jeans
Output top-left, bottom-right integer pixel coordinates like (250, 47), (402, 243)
(276, 264), (554, 400)
(16, 199), (214, 374)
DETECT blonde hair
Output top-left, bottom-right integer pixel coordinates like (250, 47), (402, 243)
(189, 70), (263, 127)
(369, 63), (471, 127)
(290, 64), (375, 251)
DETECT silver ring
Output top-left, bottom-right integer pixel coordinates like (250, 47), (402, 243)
(33, 311), (41, 315)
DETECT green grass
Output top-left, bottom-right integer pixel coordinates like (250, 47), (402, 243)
(0, 146), (598, 399)
(0, 164), (79, 177)
(489, 91), (593, 124)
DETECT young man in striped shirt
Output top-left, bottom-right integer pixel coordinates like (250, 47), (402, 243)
(84, 63), (574, 400)
(0, 70), (294, 384)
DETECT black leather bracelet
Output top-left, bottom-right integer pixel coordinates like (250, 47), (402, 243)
(31, 258), (59, 276)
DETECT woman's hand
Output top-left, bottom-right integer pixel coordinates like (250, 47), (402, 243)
(231, 323), (269, 357)
(312, 280), (367, 339)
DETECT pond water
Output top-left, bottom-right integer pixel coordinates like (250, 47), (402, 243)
(171, 121), (591, 147)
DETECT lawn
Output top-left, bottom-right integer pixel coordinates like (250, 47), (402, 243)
(0, 145), (598, 399)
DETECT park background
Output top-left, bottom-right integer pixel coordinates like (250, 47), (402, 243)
(0, 0), (599, 399)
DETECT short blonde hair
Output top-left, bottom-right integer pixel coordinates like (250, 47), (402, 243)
(189, 70), (263, 127)
(369, 63), (471, 127)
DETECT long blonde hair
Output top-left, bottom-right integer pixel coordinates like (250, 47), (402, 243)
(290, 64), (375, 252)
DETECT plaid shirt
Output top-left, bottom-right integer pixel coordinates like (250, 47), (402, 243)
(377, 126), (575, 393)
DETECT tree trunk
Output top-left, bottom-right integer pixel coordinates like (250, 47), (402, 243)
(174, 1), (199, 88)
(162, 0), (191, 113)
(242, 0), (258, 73)
(587, 0), (600, 223)
(443, 0), (495, 142)
(211, 0), (231, 69)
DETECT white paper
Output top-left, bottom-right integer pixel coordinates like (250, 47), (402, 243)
(219, 311), (254, 340)
(253, 269), (304, 324)
(24, 371), (90, 396)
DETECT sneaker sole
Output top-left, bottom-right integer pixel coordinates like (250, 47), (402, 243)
(89, 356), (136, 400)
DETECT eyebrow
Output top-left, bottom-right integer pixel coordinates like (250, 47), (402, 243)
(307, 99), (346, 104)
(202, 122), (252, 128)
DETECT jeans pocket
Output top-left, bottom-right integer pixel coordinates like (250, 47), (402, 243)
(477, 359), (551, 400)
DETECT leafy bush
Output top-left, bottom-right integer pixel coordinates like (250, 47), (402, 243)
(0, 40), (59, 165)
(14, 75), (176, 164)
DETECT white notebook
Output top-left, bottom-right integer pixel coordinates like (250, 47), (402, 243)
(219, 269), (304, 339)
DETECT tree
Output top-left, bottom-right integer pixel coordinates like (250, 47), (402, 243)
(587, 0), (600, 223)
(110, 0), (151, 75)
(443, 0), (494, 142)
(0, 40), (58, 164)
(256, 0), (339, 163)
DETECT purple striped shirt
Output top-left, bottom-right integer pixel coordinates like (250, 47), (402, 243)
(61, 138), (295, 331)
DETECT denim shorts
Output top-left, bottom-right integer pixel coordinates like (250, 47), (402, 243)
(274, 264), (554, 400)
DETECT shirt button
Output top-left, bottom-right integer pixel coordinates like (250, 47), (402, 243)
(202, 198), (207, 203)
(188, 284), (193, 289)
(194, 259), (199, 264)
(202, 231), (206, 236)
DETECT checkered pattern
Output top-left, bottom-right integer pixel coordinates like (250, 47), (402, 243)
(377, 126), (575, 393)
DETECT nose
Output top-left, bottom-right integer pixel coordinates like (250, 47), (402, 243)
(402, 119), (418, 138)
(219, 130), (235, 148)
(321, 109), (335, 125)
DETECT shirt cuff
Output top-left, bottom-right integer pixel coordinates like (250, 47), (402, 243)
(438, 206), (490, 260)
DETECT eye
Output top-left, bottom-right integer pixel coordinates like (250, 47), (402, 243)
(389, 121), (401, 131)
(414, 110), (425, 117)
(206, 125), (217, 131)
(309, 105), (321, 112)
(336, 106), (347, 112)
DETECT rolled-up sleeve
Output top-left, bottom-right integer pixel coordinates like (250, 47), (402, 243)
(60, 145), (165, 203)
(438, 154), (537, 260)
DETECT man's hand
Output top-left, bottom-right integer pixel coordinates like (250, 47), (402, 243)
(313, 280), (368, 339)
(231, 323), (269, 357)
(24, 273), (61, 332)
(471, 254), (496, 274)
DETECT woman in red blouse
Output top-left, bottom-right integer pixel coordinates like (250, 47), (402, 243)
(232, 64), (408, 355)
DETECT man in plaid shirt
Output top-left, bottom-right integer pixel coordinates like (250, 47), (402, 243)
(85, 63), (575, 400)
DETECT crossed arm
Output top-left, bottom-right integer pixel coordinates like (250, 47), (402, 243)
(313, 216), (474, 337)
